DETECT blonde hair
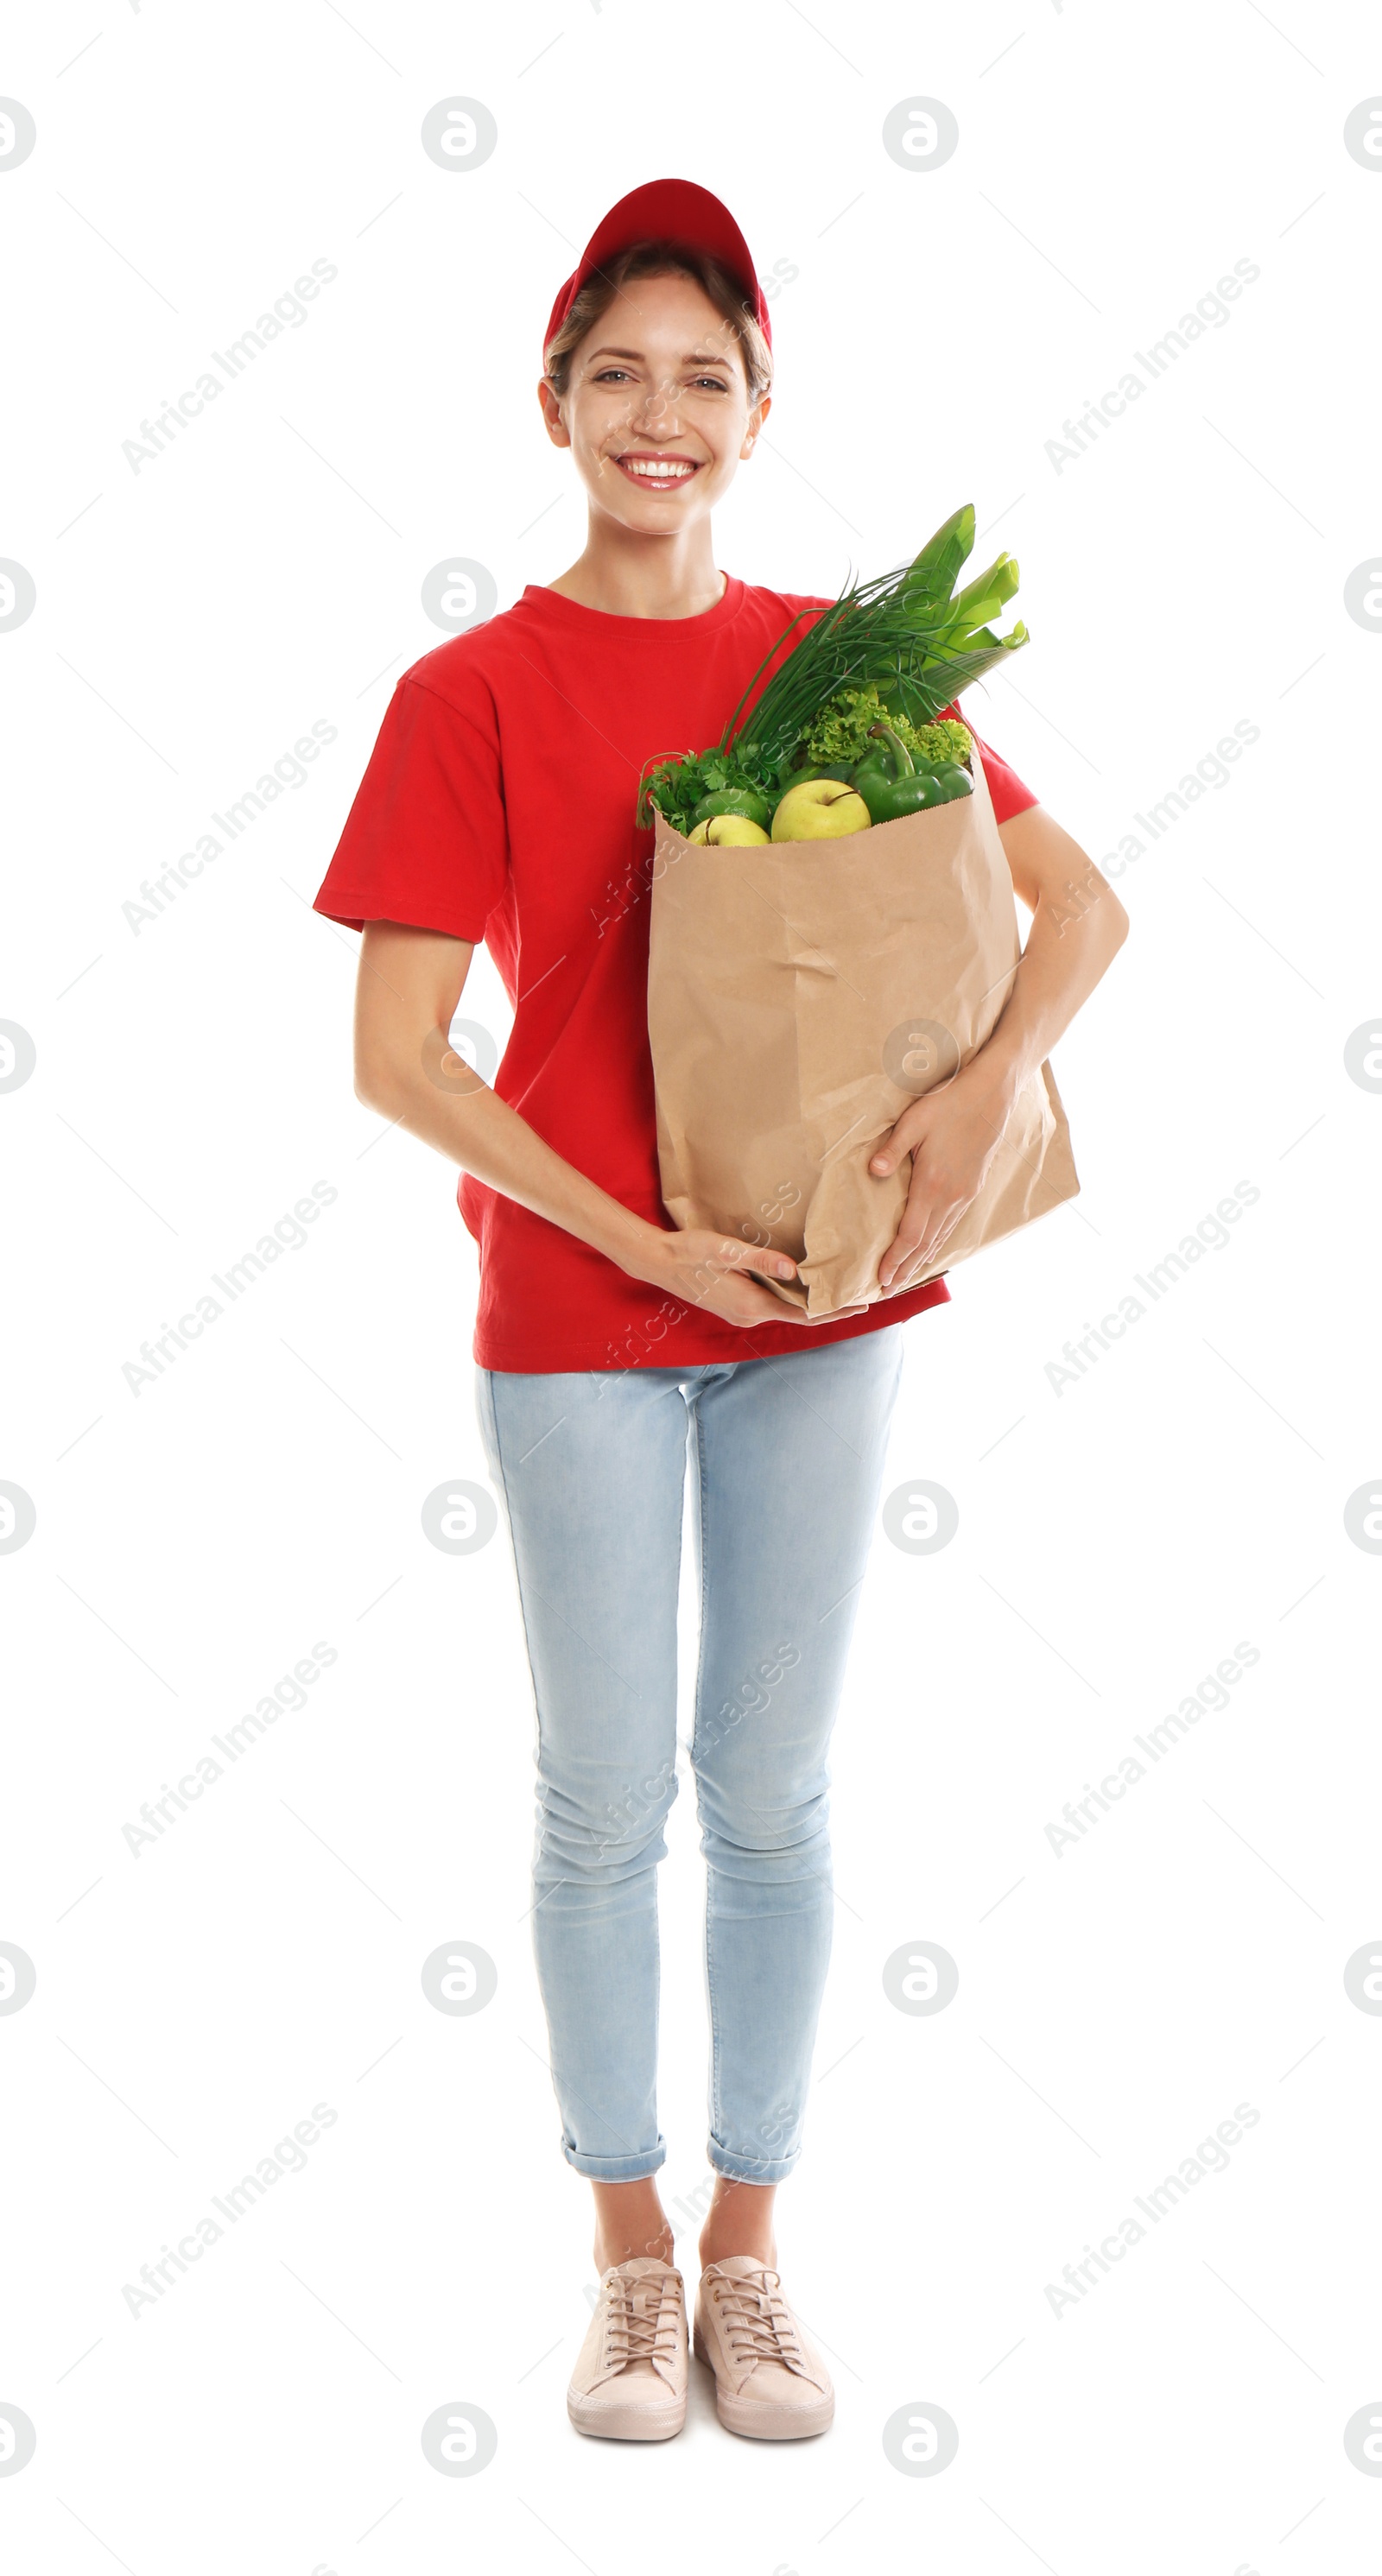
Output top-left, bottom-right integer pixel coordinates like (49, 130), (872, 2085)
(543, 237), (772, 406)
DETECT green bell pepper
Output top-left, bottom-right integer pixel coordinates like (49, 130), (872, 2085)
(849, 723), (973, 821)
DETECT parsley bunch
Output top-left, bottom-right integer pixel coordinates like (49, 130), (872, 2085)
(636, 746), (770, 836)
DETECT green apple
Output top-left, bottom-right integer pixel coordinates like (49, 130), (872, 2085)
(770, 778), (872, 842)
(688, 813), (770, 845)
(705, 813), (769, 845)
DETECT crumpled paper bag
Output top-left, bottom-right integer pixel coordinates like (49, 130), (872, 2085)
(646, 742), (1079, 1315)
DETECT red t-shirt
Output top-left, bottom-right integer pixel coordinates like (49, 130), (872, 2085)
(314, 576), (1039, 1372)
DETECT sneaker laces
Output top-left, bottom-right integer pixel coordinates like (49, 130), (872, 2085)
(600, 2267), (681, 2372)
(707, 2268), (807, 2373)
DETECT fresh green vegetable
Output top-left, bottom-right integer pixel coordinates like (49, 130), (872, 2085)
(902, 502), (978, 602)
(635, 502), (1026, 830)
(637, 747), (770, 837)
(802, 685), (903, 769)
(690, 784), (771, 832)
(767, 763), (856, 815)
(797, 684), (973, 776)
(910, 719), (973, 769)
(711, 501), (1026, 782)
(849, 721), (973, 824)
(851, 731), (948, 819)
(849, 723), (920, 823)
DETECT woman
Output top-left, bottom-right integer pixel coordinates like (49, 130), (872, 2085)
(314, 178), (1127, 2444)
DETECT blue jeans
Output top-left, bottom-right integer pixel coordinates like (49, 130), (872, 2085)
(475, 1326), (904, 2184)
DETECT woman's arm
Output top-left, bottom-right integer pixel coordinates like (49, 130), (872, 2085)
(352, 920), (858, 1330)
(870, 805), (1129, 1291)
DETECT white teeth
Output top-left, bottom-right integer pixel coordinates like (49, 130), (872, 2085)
(621, 458), (695, 478)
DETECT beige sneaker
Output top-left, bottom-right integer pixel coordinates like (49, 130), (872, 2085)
(694, 2258), (834, 2440)
(567, 2257), (688, 2441)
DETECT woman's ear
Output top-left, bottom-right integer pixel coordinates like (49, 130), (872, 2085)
(537, 379), (571, 447)
(740, 392), (771, 458)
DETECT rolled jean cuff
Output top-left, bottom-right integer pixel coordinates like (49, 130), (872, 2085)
(561, 2137), (667, 2181)
(708, 2142), (802, 2187)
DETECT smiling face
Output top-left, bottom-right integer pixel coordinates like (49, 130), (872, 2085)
(539, 269), (770, 533)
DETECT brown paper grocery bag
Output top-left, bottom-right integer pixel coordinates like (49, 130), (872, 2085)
(646, 739), (1079, 1317)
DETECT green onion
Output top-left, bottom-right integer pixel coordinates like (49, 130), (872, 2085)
(713, 503), (1027, 783)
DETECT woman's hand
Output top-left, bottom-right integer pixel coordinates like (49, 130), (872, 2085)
(869, 803), (1132, 1295)
(869, 1069), (1011, 1294)
(353, 925), (864, 1329)
(630, 1227), (867, 1330)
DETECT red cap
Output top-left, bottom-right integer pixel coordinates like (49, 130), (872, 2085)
(542, 177), (771, 369)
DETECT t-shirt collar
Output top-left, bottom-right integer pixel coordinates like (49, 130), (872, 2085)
(518, 574), (745, 633)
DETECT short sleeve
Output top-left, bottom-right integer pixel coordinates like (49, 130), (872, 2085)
(949, 706), (1039, 826)
(314, 674), (509, 939)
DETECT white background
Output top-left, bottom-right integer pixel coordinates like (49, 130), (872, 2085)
(3, 1), (1381, 2568)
